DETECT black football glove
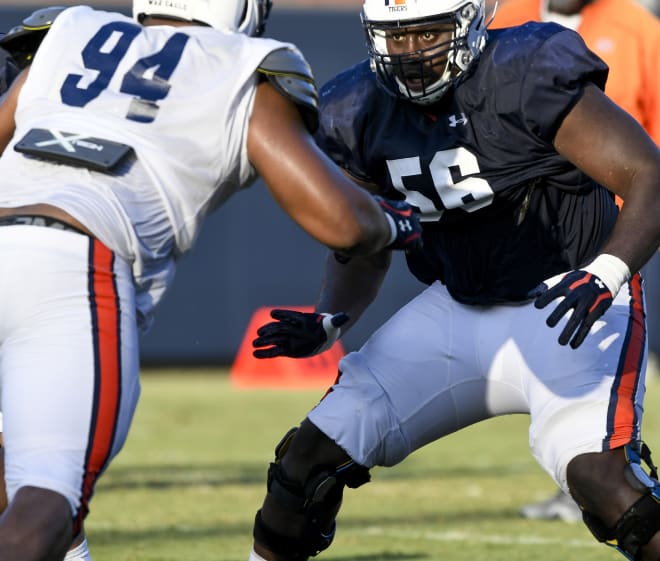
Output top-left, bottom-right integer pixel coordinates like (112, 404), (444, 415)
(531, 255), (630, 349)
(531, 270), (613, 349)
(375, 196), (423, 252)
(252, 309), (349, 359)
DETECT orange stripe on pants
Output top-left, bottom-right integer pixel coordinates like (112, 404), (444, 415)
(76, 239), (122, 534)
(606, 274), (645, 450)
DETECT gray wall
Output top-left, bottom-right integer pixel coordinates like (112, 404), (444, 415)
(2, 6), (659, 364)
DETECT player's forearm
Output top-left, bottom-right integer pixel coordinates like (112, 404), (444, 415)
(601, 170), (660, 275)
(315, 250), (391, 335)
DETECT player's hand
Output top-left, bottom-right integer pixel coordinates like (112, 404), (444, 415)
(531, 271), (613, 349)
(375, 196), (423, 252)
(252, 309), (349, 358)
(531, 254), (630, 349)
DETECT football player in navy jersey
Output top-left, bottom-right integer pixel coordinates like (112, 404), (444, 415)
(247, 0), (660, 560)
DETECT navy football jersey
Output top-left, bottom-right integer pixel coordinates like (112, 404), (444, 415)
(315, 22), (618, 305)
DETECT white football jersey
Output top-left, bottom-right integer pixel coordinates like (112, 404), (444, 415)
(0, 6), (307, 328)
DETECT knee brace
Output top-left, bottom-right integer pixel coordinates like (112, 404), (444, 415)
(254, 427), (371, 560)
(582, 441), (660, 561)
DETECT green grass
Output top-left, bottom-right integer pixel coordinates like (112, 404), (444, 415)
(86, 364), (660, 561)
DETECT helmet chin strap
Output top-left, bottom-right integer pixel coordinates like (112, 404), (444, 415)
(393, 61), (453, 105)
(391, 26), (456, 105)
(484, 1), (499, 28)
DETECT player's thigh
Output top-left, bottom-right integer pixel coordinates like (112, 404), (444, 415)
(309, 281), (527, 468)
(521, 275), (647, 492)
(0, 227), (141, 515)
(0, 422), (5, 514)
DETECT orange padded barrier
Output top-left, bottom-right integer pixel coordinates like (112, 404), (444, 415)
(230, 306), (345, 389)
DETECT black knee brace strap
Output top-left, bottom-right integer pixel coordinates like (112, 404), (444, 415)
(583, 494), (660, 560)
(582, 441), (660, 561)
(253, 427), (370, 559)
(253, 509), (328, 561)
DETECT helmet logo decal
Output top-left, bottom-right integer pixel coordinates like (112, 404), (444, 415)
(144, 0), (189, 8)
(384, 0), (408, 12)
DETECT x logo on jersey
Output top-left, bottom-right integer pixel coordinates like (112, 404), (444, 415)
(35, 130), (89, 153)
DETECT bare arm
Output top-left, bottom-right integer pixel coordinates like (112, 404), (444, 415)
(251, 247), (392, 359)
(554, 84), (660, 273)
(0, 67), (26, 153)
(247, 80), (392, 257)
(248, 94), (422, 357)
(312, 171), (392, 333)
(251, 169), (394, 359)
(534, 84), (660, 348)
(315, 249), (392, 335)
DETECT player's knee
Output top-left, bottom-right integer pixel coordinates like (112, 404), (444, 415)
(567, 448), (627, 513)
(277, 419), (352, 477)
(0, 486), (72, 560)
(568, 442), (660, 561)
(254, 421), (371, 560)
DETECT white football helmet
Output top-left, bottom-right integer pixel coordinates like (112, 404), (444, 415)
(133, 0), (272, 36)
(362, 0), (487, 104)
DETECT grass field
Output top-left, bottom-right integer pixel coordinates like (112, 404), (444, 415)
(85, 363), (660, 561)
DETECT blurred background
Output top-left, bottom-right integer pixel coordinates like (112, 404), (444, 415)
(0, 0), (657, 368)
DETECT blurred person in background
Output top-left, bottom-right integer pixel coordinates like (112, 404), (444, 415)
(492, 0), (660, 523)
(491, 0), (659, 152)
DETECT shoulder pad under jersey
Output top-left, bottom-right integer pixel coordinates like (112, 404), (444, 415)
(257, 47), (319, 133)
(0, 6), (67, 69)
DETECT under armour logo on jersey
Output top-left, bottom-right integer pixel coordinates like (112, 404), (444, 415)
(594, 278), (606, 290)
(448, 113), (468, 127)
(374, 195), (422, 251)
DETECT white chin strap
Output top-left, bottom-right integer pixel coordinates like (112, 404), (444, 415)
(392, 49), (454, 105)
(394, 72), (451, 105)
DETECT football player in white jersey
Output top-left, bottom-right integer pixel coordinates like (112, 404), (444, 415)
(0, 8), (93, 561)
(0, 1), (423, 560)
